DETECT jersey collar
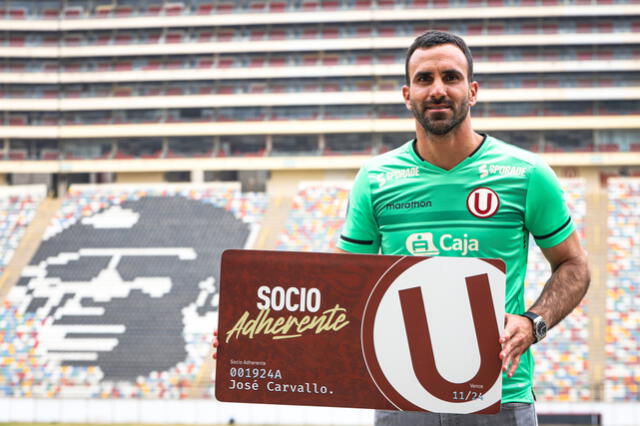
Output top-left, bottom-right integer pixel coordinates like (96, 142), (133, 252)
(409, 133), (490, 174)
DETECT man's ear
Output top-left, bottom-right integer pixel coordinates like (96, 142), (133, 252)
(468, 81), (479, 107)
(402, 85), (412, 111)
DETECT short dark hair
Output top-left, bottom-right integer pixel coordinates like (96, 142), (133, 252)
(404, 31), (474, 85)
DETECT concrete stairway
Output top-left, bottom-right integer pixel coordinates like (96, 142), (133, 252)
(0, 196), (62, 302)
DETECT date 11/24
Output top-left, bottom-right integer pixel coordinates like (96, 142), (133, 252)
(452, 391), (484, 401)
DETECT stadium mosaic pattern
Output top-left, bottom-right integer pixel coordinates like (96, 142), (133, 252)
(524, 178), (589, 402)
(276, 182), (351, 252)
(0, 188), (46, 276)
(0, 186), (268, 398)
(606, 178), (640, 401)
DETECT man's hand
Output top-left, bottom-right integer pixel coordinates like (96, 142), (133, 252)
(499, 313), (536, 378)
(212, 329), (219, 360)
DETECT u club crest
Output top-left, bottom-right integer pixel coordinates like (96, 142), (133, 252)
(467, 187), (500, 219)
(361, 256), (506, 414)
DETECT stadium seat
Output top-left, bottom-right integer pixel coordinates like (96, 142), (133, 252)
(321, 0), (340, 9)
(217, 58), (234, 67)
(8, 116), (27, 126)
(164, 3), (184, 15)
(8, 8), (26, 19)
(114, 34), (133, 44)
(269, 29), (287, 40)
(598, 144), (620, 152)
(114, 61), (133, 71)
(250, 30), (266, 40)
(269, 57), (287, 66)
(146, 4), (162, 15)
(302, 1), (319, 11)
(95, 5), (112, 17)
(64, 6), (82, 18)
(269, 1), (287, 12)
(114, 6), (133, 17)
(216, 3), (234, 13)
(355, 0), (372, 8)
(216, 31), (234, 42)
(197, 3), (214, 14)
(487, 24), (504, 34)
(378, 0), (396, 7)
(41, 150), (59, 160)
(43, 8), (59, 18)
(197, 58), (214, 68)
(8, 150), (27, 160)
(9, 36), (25, 46)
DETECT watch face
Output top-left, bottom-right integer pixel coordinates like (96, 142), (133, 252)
(536, 321), (547, 339)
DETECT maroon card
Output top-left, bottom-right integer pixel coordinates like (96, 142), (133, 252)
(215, 249), (505, 414)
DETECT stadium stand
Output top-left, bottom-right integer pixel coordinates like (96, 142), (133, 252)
(1, 1), (639, 164)
(0, 186), (46, 277)
(276, 181), (351, 252)
(525, 178), (590, 402)
(1, 184), (268, 398)
(605, 178), (640, 402)
(0, 0), (639, 422)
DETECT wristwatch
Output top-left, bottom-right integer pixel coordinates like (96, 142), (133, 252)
(522, 311), (547, 343)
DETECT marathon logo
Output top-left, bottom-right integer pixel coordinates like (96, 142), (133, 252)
(384, 200), (432, 210)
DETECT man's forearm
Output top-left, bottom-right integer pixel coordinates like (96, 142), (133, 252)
(529, 255), (590, 329)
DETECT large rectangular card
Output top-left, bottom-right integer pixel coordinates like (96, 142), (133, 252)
(215, 249), (505, 414)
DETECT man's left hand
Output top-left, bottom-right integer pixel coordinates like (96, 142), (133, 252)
(499, 313), (536, 377)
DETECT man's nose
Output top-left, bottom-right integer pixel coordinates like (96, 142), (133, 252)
(430, 78), (447, 99)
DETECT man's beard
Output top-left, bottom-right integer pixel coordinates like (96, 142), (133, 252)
(411, 97), (470, 136)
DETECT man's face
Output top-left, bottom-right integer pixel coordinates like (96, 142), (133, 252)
(402, 44), (478, 136)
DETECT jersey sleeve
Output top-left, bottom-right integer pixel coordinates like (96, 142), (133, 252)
(337, 165), (381, 254)
(525, 160), (575, 249)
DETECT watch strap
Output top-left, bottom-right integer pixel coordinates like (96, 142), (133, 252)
(522, 311), (546, 343)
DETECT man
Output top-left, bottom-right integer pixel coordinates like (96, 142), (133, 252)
(336, 31), (590, 425)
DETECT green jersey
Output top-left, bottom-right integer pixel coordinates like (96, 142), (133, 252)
(338, 135), (574, 403)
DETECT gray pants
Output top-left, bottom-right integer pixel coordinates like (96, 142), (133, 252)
(374, 403), (538, 426)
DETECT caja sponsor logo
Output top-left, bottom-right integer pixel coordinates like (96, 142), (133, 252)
(406, 232), (479, 256)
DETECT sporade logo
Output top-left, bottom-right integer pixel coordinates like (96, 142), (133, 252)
(479, 164), (526, 179)
(376, 167), (419, 188)
(361, 256), (505, 413)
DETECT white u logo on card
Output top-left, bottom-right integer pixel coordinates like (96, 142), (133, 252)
(361, 256), (506, 414)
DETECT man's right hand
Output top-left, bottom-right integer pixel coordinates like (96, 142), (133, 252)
(499, 313), (536, 377)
